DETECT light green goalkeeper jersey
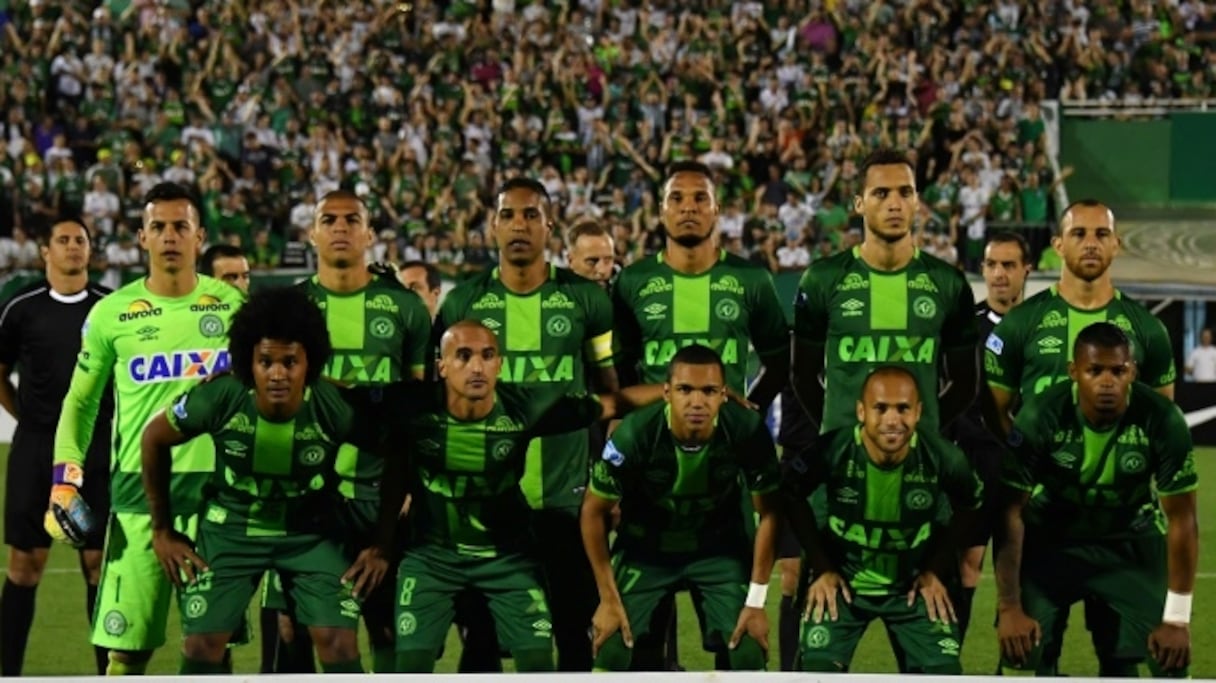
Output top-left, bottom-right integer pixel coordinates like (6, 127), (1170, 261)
(54, 276), (245, 514)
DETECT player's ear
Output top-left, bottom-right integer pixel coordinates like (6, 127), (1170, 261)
(1067, 360), (1077, 383)
(852, 193), (863, 215)
(855, 399), (864, 424)
(436, 357), (448, 379)
(663, 382), (671, 403)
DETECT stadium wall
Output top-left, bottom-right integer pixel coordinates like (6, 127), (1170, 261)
(1060, 114), (1216, 209)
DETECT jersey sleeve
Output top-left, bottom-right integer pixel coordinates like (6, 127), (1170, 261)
(0, 294), (23, 366)
(1153, 400), (1198, 497)
(792, 264), (828, 345)
(529, 393), (604, 436)
(54, 305), (118, 467)
(588, 433), (631, 501)
(732, 406), (781, 495)
(399, 290), (434, 380)
(1001, 403), (1049, 492)
(936, 438), (984, 511)
(1136, 309), (1178, 388)
(580, 283), (614, 369)
(984, 307), (1024, 393)
(164, 376), (242, 439)
(941, 267), (979, 351)
(748, 269), (791, 359)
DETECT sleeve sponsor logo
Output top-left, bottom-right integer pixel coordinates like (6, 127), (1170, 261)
(172, 393), (189, 420)
(985, 333), (1004, 355)
(603, 440), (625, 466)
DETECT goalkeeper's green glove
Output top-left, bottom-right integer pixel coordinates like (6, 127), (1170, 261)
(45, 463), (96, 548)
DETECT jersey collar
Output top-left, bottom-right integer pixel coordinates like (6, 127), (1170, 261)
(490, 264), (557, 285)
(48, 288), (89, 304)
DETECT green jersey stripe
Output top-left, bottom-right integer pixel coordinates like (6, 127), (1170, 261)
(520, 440), (544, 508)
(253, 418), (295, 476)
(326, 293), (366, 349)
(445, 419), (488, 472)
(505, 294), (541, 352)
(672, 276), (710, 334)
(868, 273), (908, 330)
(864, 463), (904, 522)
(1066, 309), (1106, 361)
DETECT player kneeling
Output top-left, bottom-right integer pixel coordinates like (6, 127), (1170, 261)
(141, 287), (390, 674)
(996, 322), (1196, 678)
(780, 366), (983, 674)
(582, 344), (780, 672)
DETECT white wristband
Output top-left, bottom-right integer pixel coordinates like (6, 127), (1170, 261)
(745, 582), (768, 609)
(1163, 591), (1193, 625)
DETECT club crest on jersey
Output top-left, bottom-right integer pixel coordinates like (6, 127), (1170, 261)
(715, 299), (740, 322)
(129, 349), (231, 383)
(119, 299), (162, 322)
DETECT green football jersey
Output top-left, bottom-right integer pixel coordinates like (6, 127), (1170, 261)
(166, 375), (375, 536)
(400, 383), (604, 558)
(588, 401), (780, 555)
(612, 250), (789, 393)
(1003, 381), (1197, 542)
(793, 247), (978, 433)
(785, 426), (983, 596)
(55, 276), (244, 514)
(984, 286), (1176, 400)
(298, 273), (432, 500)
(437, 266), (614, 510)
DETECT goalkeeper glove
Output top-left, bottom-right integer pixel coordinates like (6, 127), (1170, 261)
(44, 463), (96, 548)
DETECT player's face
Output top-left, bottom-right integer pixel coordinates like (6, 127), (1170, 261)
(43, 221), (91, 276)
(491, 188), (550, 268)
(856, 373), (922, 461)
(398, 266), (439, 318)
(140, 199), (203, 274)
(982, 241), (1030, 305)
(252, 339), (309, 418)
(857, 163), (917, 243)
(211, 255), (251, 293)
(311, 196), (372, 269)
(664, 362), (727, 440)
(439, 325), (502, 401)
(568, 234), (615, 286)
(661, 172), (718, 248)
(1054, 204), (1119, 282)
(1070, 343), (1135, 422)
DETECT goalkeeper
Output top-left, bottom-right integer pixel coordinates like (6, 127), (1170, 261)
(141, 286), (388, 674)
(50, 183), (245, 674)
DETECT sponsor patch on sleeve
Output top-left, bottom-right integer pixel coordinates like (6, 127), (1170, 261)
(985, 333), (1004, 355)
(602, 440), (625, 467)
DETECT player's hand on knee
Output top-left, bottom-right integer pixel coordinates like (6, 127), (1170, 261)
(996, 605), (1041, 667)
(43, 463), (95, 548)
(342, 545), (389, 599)
(151, 529), (209, 587)
(1148, 622), (1190, 671)
(591, 598), (632, 655)
(730, 606), (769, 654)
(907, 570), (956, 624)
(805, 571), (851, 624)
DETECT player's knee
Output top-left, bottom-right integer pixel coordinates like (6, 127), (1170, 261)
(512, 647), (554, 672)
(309, 626), (359, 664)
(181, 635), (229, 664)
(277, 612), (296, 643)
(6, 548), (47, 586)
(593, 634), (633, 671)
(779, 558), (801, 596)
(79, 549), (102, 585)
(727, 637), (765, 670)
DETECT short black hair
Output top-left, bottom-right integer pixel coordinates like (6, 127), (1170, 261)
(1073, 322), (1130, 358)
(200, 244), (247, 276)
(860, 148), (915, 190)
(664, 160), (715, 186)
(1057, 198), (1113, 236)
(399, 260), (441, 291)
(228, 286), (332, 387)
(318, 189), (367, 208)
(143, 182), (202, 218)
(40, 218), (92, 247)
(861, 365), (921, 400)
(496, 176), (551, 205)
(666, 344), (725, 383)
(985, 230), (1031, 264)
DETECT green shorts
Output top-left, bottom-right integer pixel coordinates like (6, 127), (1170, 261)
(800, 592), (961, 673)
(1002, 534), (1180, 675)
(394, 543), (553, 655)
(180, 516), (359, 635)
(92, 511), (198, 651)
(593, 546), (756, 671)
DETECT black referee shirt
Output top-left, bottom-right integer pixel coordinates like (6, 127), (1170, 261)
(954, 299), (1004, 443)
(0, 280), (113, 433)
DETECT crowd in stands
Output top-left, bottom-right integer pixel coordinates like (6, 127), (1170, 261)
(1, 0), (1214, 280)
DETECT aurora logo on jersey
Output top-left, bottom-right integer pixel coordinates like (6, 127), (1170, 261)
(837, 335), (936, 363)
(638, 277), (674, 298)
(471, 293), (506, 310)
(365, 294), (399, 312)
(710, 275), (745, 295)
(129, 349), (231, 383)
(497, 354), (576, 383)
(1037, 311), (1068, 329)
(541, 291), (576, 309)
(119, 299), (163, 322)
(836, 273), (868, 291)
(907, 273), (939, 293)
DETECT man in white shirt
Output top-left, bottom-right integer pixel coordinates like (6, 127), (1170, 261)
(1187, 328), (1216, 383)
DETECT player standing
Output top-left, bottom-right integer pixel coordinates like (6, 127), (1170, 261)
(0, 220), (112, 676)
(582, 345), (779, 672)
(141, 287), (387, 674)
(49, 183), (244, 674)
(566, 220), (617, 287)
(996, 323), (1196, 678)
(781, 366), (983, 674)
(612, 160), (789, 670)
(435, 178), (616, 673)
(200, 244), (251, 293)
(389, 321), (664, 673)
(295, 189), (432, 673)
(951, 231), (1031, 640)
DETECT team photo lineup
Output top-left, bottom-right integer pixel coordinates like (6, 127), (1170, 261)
(0, 146), (1198, 677)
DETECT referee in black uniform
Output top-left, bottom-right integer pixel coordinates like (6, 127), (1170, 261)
(0, 219), (113, 676)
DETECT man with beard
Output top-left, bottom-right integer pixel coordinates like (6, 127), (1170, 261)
(434, 178), (616, 673)
(790, 148), (978, 671)
(612, 160), (789, 670)
(983, 201), (1176, 676)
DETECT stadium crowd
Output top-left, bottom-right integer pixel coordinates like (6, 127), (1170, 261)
(1, 0), (1214, 280)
